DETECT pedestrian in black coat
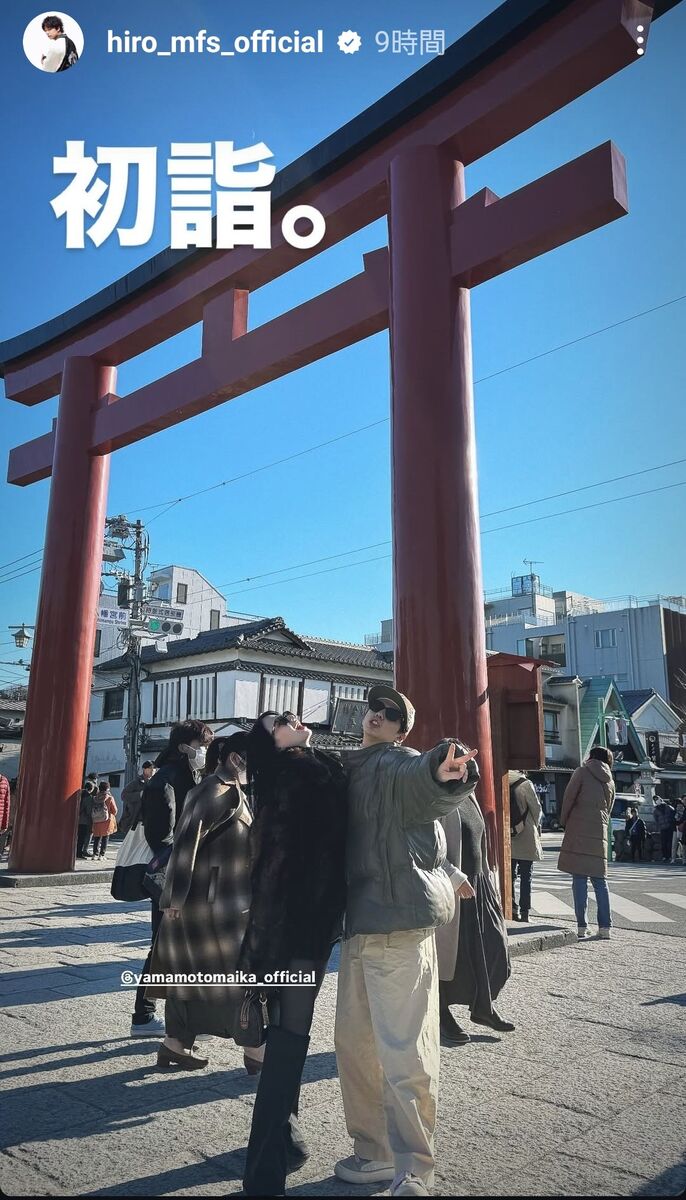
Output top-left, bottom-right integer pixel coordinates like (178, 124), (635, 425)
(238, 710), (348, 1198)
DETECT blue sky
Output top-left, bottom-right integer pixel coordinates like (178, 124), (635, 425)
(0, 0), (684, 683)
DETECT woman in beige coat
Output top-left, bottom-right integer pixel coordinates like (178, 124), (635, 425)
(558, 746), (615, 941)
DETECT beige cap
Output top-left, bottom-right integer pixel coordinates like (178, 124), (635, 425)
(367, 683), (416, 734)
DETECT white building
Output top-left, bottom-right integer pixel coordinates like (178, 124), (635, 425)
(95, 565), (231, 665)
(87, 616), (393, 810)
(482, 576), (686, 719)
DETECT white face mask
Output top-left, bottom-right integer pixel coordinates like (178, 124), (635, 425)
(183, 745), (206, 769)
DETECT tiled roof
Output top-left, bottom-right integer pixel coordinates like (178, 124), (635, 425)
(249, 637), (393, 671)
(100, 617), (302, 670)
(0, 698), (26, 713)
(100, 617), (393, 673)
(619, 689), (656, 715)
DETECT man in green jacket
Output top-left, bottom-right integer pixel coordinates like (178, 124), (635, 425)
(334, 684), (478, 1198)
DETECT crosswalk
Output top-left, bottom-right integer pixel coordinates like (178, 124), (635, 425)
(522, 858), (686, 928)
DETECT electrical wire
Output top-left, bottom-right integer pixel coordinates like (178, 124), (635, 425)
(2, 291), (685, 588)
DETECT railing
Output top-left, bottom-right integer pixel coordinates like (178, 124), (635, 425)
(364, 633), (382, 646)
(566, 594), (686, 616)
(485, 610), (558, 628)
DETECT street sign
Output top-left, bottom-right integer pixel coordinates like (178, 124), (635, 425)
(143, 603), (185, 621)
(97, 605), (130, 627)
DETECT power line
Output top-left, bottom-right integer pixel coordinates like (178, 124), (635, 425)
(230, 553), (393, 597)
(3, 291), (685, 587)
(480, 454), (686, 518)
(0, 563), (43, 587)
(481, 477), (686, 534)
(133, 418), (389, 519)
(473, 292), (686, 386)
(0, 548), (42, 573)
(220, 477), (686, 596)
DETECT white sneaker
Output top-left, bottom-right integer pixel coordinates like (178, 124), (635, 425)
(392, 1175), (431, 1197)
(577, 926), (592, 940)
(129, 1015), (165, 1036)
(334, 1154), (395, 1184)
(597, 928), (611, 939)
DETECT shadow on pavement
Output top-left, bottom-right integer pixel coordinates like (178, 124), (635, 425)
(641, 992), (686, 1007)
(631, 1157), (686, 1196)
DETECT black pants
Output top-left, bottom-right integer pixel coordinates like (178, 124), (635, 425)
(243, 956), (328, 1196)
(133, 899), (162, 1022)
(630, 836), (644, 862)
(266, 957), (328, 1036)
(91, 835), (109, 856)
(76, 824), (91, 856)
(512, 859), (534, 915)
(661, 830), (673, 860)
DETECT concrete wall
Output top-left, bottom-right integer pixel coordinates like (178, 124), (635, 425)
(566, 607), (667, 694)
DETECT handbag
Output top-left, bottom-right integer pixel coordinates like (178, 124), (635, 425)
(111, 821), (153, 901)
(141, 844), (173, 905)
(233, 989), (269, 1048)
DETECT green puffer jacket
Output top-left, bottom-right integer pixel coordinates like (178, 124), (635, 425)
(338, 739), (480, 937)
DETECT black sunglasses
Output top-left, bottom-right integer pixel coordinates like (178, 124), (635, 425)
(368, 697), (404, 725)
(273, 711), (298, 728)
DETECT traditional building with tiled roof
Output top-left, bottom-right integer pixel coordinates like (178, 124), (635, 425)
(88, 616), (394, 804)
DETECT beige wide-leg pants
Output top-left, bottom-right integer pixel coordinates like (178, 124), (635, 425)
(334, 927), (439, 1186)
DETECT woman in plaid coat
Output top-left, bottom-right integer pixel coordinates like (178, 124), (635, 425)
(147, 732), (258, 1071)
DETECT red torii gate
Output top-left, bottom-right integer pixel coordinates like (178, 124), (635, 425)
(2, 0), (665, 875)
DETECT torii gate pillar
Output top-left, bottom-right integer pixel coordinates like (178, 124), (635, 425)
(389, 146), (498, 863)
(9, 359), (115, 873)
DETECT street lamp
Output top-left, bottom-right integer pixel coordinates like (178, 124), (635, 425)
(9, 624), (34, 650)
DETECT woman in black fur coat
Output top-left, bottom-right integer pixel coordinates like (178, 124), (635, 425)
(239, 710), (347, 1197)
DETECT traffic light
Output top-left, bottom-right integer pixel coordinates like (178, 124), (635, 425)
(147, 618), (183, 636)
(117, 580), (131, 608)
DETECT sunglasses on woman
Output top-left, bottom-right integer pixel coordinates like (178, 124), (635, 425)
(367, 697), (404, 725)
(273, 711), (299, 728)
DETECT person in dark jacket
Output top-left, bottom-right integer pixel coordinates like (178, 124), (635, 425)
(118, 761), (155, 836)
(146, 733), (262, 1072)
(628, 809), (647, 863)
(76, 781), (95, 858)
(654, 798), (676, 862)
(129, 719), (213, 1037)
(237, 710), (348, 1198)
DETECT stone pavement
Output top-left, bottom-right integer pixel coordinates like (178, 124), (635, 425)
(0, 883), (684, 1197)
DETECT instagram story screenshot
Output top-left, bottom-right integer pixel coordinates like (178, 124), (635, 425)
(0, 2), (685, 1197)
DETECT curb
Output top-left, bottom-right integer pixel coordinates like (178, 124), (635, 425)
(507, 922), (577, 957)
(0, 867), (114, 888)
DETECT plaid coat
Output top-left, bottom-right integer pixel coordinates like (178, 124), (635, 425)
(147, 772), (252, 1003)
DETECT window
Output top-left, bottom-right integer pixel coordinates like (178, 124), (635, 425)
(189, 673), (215, 720)
(332, 683), (367, 709)
(94, 629), (102, 657)
(154, 679), (179, 724)
(210, 609), (220, 630)
(103, 688), (125, 719)
(595, 628), (617, 649)
(107, 773), (122, 789)
(543, 710), (560, 744)
(176, 582), (188, 605)
(263, 675), (301, 714)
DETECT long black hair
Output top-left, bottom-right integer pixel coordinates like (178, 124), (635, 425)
(245, 711), (280, 816)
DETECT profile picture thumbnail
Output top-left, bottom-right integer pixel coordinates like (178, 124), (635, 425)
(23, 11), (84, 74)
